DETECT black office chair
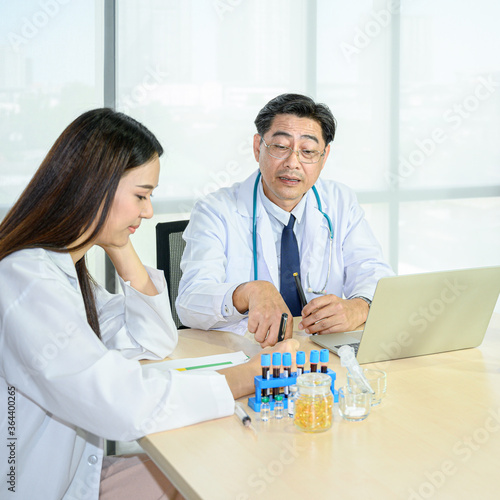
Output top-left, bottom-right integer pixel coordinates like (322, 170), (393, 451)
(156, 220), (189, 329)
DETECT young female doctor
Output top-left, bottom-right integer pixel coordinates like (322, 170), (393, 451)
(0, 109), (297, 500)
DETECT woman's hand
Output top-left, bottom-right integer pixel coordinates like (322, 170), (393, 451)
(100, 240), (159, 296)
(218, 338), (300, 400)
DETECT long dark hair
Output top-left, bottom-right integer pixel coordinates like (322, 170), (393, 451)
(0, 108), (163, 337)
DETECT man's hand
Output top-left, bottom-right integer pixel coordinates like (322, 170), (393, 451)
(232, 281), (293, 347)
(298, 295), (369, 335)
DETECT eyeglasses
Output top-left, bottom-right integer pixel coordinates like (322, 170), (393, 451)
(261, 137), (326, 164)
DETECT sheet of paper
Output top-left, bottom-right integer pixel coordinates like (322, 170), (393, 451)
(146, 351), (249, 372)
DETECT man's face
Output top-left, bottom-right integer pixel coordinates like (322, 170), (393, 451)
(253, 114), (330, 212)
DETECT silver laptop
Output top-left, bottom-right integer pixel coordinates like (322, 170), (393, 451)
(311, 266), (500, 364)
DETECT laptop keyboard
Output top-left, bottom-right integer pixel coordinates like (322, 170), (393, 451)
(335, 343), (360, 355)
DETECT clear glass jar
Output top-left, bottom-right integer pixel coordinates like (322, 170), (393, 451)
(294, 373), (333, 433)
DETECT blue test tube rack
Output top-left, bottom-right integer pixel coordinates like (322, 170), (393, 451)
(248, 368), (338, 412)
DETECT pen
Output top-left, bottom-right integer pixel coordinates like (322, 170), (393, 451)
(278, 312), (288, 342)
(294, 272), (318, 335)
(234, 403), (252, 427)
(293, 272), (307, 310)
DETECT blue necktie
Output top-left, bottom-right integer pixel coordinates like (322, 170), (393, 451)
(280, 214), (302, 316)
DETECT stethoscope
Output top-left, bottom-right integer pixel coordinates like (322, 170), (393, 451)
(252, 172), (334, 295)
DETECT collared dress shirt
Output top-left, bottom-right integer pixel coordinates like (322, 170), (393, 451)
(176, 169), (394, 335)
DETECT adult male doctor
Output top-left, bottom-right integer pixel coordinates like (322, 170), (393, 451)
(176, 93), (393, 347)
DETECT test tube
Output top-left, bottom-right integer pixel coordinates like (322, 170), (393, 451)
(320, 349), (329, 373)
(288, 385), (298, 418)
(261, 353), (271, 397)
(282, 352), (292, 397)
(272, 352), (281, 397)
(296, 351), (305, 376)
(310, 350), (319, 372)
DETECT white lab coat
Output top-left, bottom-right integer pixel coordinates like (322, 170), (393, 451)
(0, 248), (234, 500)
(176, 169), (393, 335)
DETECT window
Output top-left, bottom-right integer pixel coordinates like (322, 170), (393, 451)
(2, 1), (499, 305)
(0, 0), (103, 276)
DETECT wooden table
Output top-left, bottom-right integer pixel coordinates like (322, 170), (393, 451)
(139, 314), (500, 500)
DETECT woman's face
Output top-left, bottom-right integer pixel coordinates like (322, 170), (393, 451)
(95, 155), (160, 249)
